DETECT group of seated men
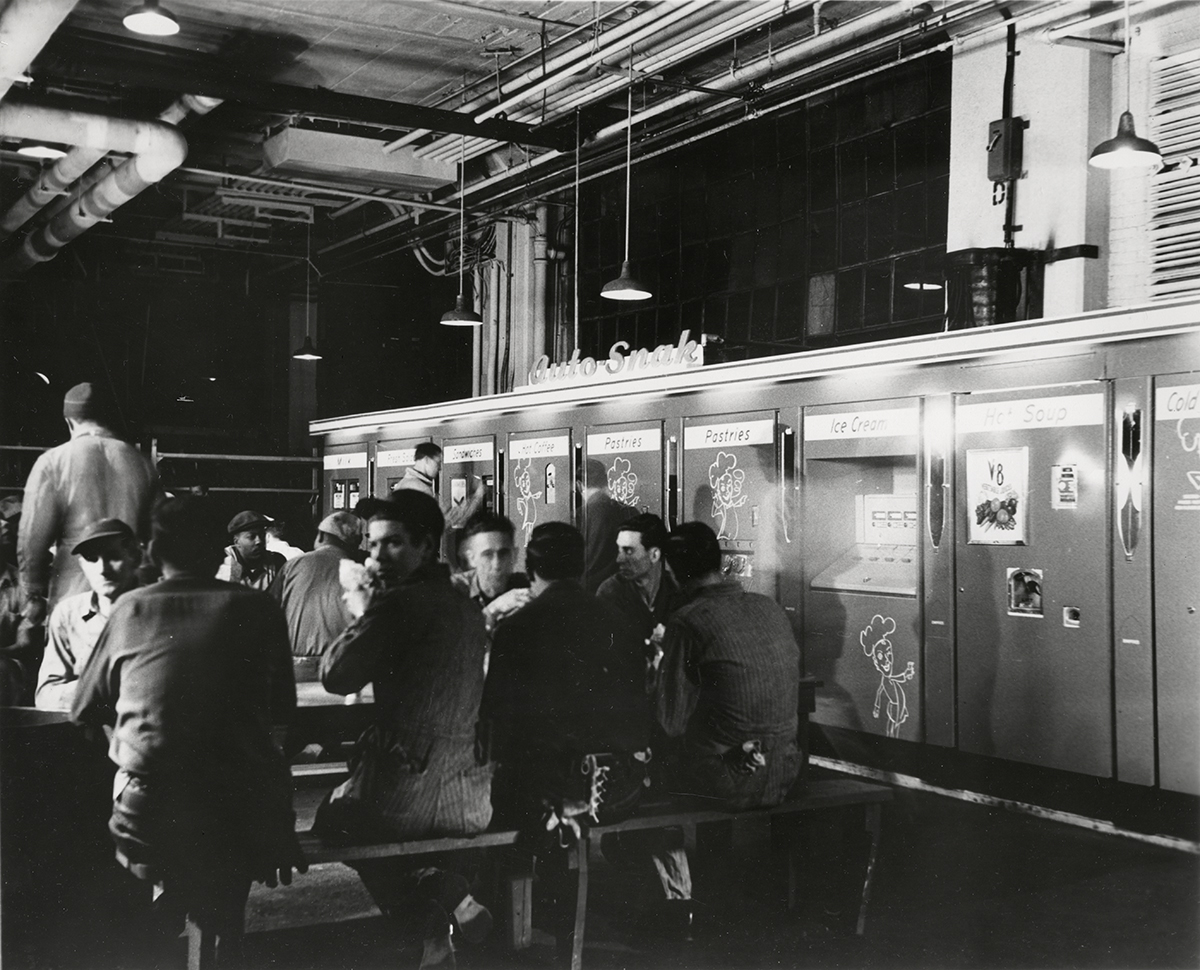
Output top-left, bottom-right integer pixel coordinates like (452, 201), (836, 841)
(4, 384), (803, 970)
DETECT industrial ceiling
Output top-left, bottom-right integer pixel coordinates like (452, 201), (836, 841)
(0, 0), (1123, 282)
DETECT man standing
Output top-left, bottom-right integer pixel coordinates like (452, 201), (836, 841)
(579, 459), (635, 594)
(451, 511), (531, 635)
(36, 518), (141, 711)
(217, 510), (286, 591)
(268, 511), (362, 682)
(393, 442), (484, 531)
(597, 512), (678, 655)
(656, 521), (802, 809)
(71, 496), (305, 965)
(17, 382), (158, 686)
(315, 491), (493, 967)
(485, 521), (651, 831)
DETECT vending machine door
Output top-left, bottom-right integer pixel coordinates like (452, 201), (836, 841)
(584, 421), (664, 517)
(802, 398), (922, 741)
(323, 443), (370, 516)
(955, 384), (1112, 776)
(375, 437), (428, 496)
(1153, 375), (1200, 795)
(441, 436), (497, 568)
(508, 429), (573, 568)
(681, 410), (779, 598)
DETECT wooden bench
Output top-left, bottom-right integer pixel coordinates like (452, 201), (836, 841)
(185, 776), (891, 970)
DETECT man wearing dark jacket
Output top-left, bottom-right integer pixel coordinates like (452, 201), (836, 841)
(485, 521), (651, 830)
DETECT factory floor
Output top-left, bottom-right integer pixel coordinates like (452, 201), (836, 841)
(241, 772), (1200, 970)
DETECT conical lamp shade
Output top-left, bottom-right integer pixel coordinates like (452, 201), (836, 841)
(440, 294), (483, 326)
(1089, 111), (1162, 170)
(123, 0), (180, 35)
(292, 335), (322, 361)
(600, 260), (651, 301)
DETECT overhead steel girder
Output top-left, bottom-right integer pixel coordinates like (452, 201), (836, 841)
(34, 49), (575, 153)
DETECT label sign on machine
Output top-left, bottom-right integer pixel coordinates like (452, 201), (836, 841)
(510, 435), (570, 460)
(1051, 464), (1079, 509)
(445, 442), (495, 464)
(684, 419), (773, 449)
(957, 393), (1105, 433)
(804, 407), (919, 441)
(1156, 383), (1200, 419)
(587, 428), (661, 454)
(324, 452), (367, 470)
(376, 448), (416, 468)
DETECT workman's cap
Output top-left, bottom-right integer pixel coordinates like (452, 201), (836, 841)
(63, 382), (114, 422)
(227, 510), (270, 535)
(318, 512), (363, 545)
(0, 496), (21, 521)
(72, 518), (137, 556)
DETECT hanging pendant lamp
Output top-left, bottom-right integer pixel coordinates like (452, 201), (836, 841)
(123, 0), (180, 36)
(1089, 0), (1161, 170)
(442, 135), (483, 326)
(602, 53), (651, 301)
(292, 222), (323, 360)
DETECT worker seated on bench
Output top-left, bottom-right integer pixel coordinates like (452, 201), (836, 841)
(484, 522), (652, 834)
(633, 521), (802, 920)
(314, 491), (494, 969)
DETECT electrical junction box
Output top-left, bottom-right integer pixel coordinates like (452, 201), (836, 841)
(987, 117), (1025, 182)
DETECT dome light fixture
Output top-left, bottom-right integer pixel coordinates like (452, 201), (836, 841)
(18, 143), (67, 160)
(441, 134), (483, 326)
(601, 52), (651, 302)
(1089, 0), (1161, 171)
(123, 0), (180, 36)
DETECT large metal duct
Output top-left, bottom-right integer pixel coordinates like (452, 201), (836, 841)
(0, 103), (187, 277)
(0, 94), (220, 241)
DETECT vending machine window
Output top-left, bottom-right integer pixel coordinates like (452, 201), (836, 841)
(810, 492), (918, 596)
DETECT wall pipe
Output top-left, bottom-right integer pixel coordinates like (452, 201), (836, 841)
(0, 103), (187, 277)
(531, 204), (549, 369)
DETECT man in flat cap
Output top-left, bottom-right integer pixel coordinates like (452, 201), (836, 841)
(36, 518), (141, 711)
(268, 511), (363, 682)
(217, 510), (286, 591)
(16, 382), (159, 701)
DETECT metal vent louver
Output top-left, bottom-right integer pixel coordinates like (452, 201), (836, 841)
(1150, 47), (1200, 300)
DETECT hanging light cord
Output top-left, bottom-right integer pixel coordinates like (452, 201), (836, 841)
(574, 108), (581, 351)
(458, 134), (467, 298)
(305, 219), (311, 339)
(1124, 0), (1132, 111)
(622, 52), (633, 263)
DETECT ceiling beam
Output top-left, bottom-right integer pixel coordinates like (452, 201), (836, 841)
(35, 41), (575, 152)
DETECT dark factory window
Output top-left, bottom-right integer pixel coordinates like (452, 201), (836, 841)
(578, 51), (950, 361)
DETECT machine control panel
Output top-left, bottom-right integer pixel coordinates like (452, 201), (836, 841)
(811, 494), (918, 596)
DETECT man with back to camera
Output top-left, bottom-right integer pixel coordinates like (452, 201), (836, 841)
(597, 512), (679, 662)
(36, 518), (141, 711)
(71, 495), (306, 967)
(579, 458), (636, 594)
(451, 511), (531, 636)
(17, 382), (159, 698)
(268, 511), (363, 683)
(217, 509), (286, 591)
(655, 521), (802, 809)
(315, 490), (493, 968)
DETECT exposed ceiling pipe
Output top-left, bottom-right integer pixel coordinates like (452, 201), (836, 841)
(0, 0), (79, 102)
(383, 1), (711, 155)
(0, 103), (187, 277)
(474, 2), (707, 123)
(1, 94), (221, 241)
(418, 0), (788, 164)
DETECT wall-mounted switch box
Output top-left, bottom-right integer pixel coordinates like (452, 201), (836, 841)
(987, 118), (1025, 182)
